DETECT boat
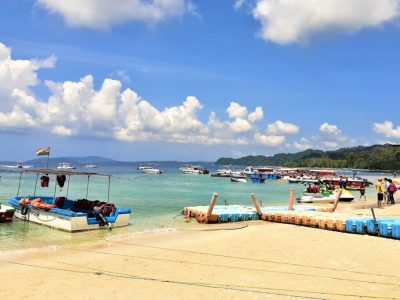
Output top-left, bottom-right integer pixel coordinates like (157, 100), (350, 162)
(230, 172), (248, 183)
(179, 165), (209, 174)
(210, 166), (232, 177)
(0, 203), (15, 222)
(138, 166), (163, 174)
(57, 162), (76, 169)
(3, 161), (33, 169)
(243, 166), (281, 179)
(8, 169), (131, 232)
(322, 177), (372, 190)
(287, 176), (319, 184)
(85, 164), (97, 168)
(297, 189), (355, 203)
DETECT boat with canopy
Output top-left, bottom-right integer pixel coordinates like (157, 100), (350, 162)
(8, 169), (131, 232)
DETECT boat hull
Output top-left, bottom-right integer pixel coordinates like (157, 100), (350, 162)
(9, 197), (131, 232)
(0, 205), (15, 222)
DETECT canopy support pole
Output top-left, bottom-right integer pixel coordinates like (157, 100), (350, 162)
(66, 175), (71, 199)
(33, 173), (39, 197)
(16, 171), (23, 198)
(86, 175), (91, 199)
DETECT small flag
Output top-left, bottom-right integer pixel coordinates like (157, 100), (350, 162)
(36, 146), (50, 156)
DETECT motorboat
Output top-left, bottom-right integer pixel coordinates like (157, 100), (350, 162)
(0, 203), (15, 222)
(287, 176), (319, 184)
(57, 162), (76, 169)
(179, 165), (209, 174)
(3, 161), (33, 169)
(138, 166), (163, 174)
(211, 166), (232, 177)
(322, 177), (372, 190)
(243, 166), (281, 179)
(230, 172), (248, 183)
(297, 189), (355, 203)
(85, 164), (97, 168)
(8, 169), (131, 232)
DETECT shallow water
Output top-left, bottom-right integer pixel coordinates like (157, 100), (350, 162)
(0, 163), (386, 252)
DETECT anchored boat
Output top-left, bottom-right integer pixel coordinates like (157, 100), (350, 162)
(8, 169), (131, 232)
(0, 203), (15, 222)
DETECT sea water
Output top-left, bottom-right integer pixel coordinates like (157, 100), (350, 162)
(0, 162), (384, 252)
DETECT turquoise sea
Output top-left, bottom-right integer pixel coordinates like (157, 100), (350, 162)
(0, 162), (386, 252)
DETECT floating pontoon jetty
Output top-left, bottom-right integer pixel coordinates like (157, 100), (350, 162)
(183, 190), (400, 240)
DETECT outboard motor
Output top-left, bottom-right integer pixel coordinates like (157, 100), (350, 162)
(93, 206), (112, 230)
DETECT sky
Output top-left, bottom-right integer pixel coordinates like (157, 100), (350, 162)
(0, 0), (400, 162)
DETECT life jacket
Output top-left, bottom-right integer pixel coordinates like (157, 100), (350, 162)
(40, 175), (49, 187)
(100, 203), (115, 216)
(56, 175), (66, 188)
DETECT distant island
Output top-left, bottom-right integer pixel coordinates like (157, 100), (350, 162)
(216, 144), (400, 171)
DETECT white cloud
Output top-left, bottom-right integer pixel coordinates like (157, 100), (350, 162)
(227, 102), (248, 119)
(319, 122), (341, 135)
(252, 0), (400, 44)
(373, 121), (400, 138)
(267, 120), (299, 135)
(254, 133), (285, 147)
(0, 43), (56, 111)
(248, 107), (263, 122)
(228, 118), (252, 133)
(322, 141), (339, 149)
(0, 42), (265, 146)
(37, 0), (193, 29)
(52, 125), (73, 136)
(234, 0), (247, 10)
(293, 138), (311, 151)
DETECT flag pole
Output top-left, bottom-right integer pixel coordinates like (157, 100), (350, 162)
(46, 153), (49, 169)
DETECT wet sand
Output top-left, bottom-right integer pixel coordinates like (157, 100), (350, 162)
(1, 199), (400, 300)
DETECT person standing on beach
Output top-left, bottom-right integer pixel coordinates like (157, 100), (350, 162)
(388, 179), (397, 204)
(359, 183), (366, 201)
(376, 179), (384, 208)
(383, 178), (389, 204)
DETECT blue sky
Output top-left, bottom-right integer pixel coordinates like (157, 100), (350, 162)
(1, 0), (400, 162)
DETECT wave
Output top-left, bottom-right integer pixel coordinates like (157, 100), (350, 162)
(0, 244), (61, 257)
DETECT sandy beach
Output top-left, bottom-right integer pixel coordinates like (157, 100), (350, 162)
(1, 199), (400, 300)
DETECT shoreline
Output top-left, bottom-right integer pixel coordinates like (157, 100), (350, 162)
(1, 198), (400, 299)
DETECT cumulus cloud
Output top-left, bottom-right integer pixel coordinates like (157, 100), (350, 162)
(319, 122), (341, 135)
(254, 133), (285, 147)
(267, 120), (299, 135)
(251, 0), (400, 44)
(0, 43), (56, 111)
(227, 102), (248, 119)
(0, 42), (269, 146)
(293, 138), (311, 151)
(248, 107), (263, 122)
(373, 121), (400, 138)
(37, 0), (195, 29)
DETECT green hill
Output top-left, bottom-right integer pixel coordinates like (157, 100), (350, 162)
(216, 145), (400, 171)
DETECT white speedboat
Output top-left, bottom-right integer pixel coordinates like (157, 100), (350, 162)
(57, 162), (76, 169)
(9, 169), (131, 232)
(230, 172), (248, 183)
(3, 161), (33, 169)
(297, 189), (355, 203)
(138, 166), (163, 174)
(211, 167), (232, 177)
(85, 164), (97, 168)
(179, 165), (209, 174)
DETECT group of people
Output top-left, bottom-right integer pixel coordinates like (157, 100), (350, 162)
(376, 178), (398, 208)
